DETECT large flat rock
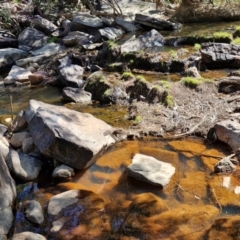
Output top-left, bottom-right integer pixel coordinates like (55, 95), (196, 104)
(127, 153), (175, 187)
(25, 100), (115, 169)
(135, 13), (182, 30)
(121, 29), (164, 53)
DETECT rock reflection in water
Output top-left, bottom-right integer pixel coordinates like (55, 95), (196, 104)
(14, 137), (240, 239)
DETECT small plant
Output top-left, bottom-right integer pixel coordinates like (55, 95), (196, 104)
(170, 50), (178, 59)
(180, 77), (212, 88)
(133, 115), (142, 125)
(107, 41), (116, 51)
(121, 71), (134, 80)
(194, 43), (201, 51)
(165, 94), (174, 108)
(232, 38), (240, 45)
(213, 31), (232, 40)
(47, 36), (58, 43)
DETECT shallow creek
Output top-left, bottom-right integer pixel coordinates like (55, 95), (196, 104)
(14, 137), (240, 239)
(2, 20), (240, 238)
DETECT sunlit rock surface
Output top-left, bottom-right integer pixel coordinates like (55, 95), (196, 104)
(127, 153), (175, 187)
(25, 100), (115, 169)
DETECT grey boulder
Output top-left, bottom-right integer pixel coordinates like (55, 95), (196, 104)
(214, 119), (240, 151)
(127, 153), (175, 187)
(121, 29), (165, 53)
(4, 65), (32, 85)
(0, 48), (28, 70)
(99, 27), (124, 40)
(10, 131), (31, 148)
(25, 100), (115, 169)
(18, 27), (49, 51)
(52, 164), (75, 178)
(62, 87), (92, 103)
(59, 64), (85, 88)
(71, 13), (105, 30)
(7, 149), (43, 181)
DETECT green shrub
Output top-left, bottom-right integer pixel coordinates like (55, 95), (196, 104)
(232, 37), (240, 45)
(159, 80), (171, 89)
(121, 71), (134, 80)
(165, 95), (174, 108)
(213, 31), (232, 40)
(180, 77), (212, 88)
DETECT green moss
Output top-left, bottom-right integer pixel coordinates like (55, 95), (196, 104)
(232, 37), (240, 45)
(104, 89), (110, 96)
(194, 43), (201, 51)
(121, 71), (134, 80)
(165, 95), (174, 108)
(213, 31), (232, 40)
(159, 80), (170, 89)
(136, 75), (147, 83)
(48, 36), (58, 43)
(133, 115), (142, 125)
(170, 50), (177, 58)
(180, 77), (212, 88)
(236, 26), (240, 32)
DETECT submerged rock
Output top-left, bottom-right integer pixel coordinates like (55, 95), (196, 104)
(214, 157), (236, 174)
(10, 232), (46, 240)
(52, 164), (75, 178)
(25, 100), (115, 169)
(127, 153), (175, 187)
(23, 200), (44, 225)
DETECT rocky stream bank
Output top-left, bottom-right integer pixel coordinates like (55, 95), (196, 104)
(2, 0), (240, 239)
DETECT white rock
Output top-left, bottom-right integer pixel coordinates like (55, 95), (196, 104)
(127, 153), (175, 187)
(10, 132), (31, 148)
(4, 65), (32, 85)
(48, 190), (79, 216)
(52, 164), (75, 178)
(50, 220), (64, 232)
